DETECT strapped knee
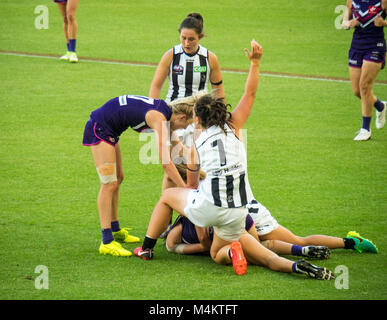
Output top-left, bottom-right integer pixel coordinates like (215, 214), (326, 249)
(96, 163), (117, 184)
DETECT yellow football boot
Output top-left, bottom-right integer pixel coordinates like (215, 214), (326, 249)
(99, 241), (132, 257)
(113, 228), (140, 243)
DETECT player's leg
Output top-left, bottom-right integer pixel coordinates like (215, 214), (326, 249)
(240, 232), (334, 279)
(354, 61), (382, 140)
(260, 225), (344, 247)
(159, 173), (176, 239)
(90, 142), (131, 256)
(165, 223), (183, 252)
(110, 143), (140, 243)
(135, 187), (191, 259)
(56, 2), (70, 60)
(66, 0), (79, 62)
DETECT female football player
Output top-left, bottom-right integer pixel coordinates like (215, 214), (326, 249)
(82, 94), (200, 257)
(54, 0), (79, 63)
(135, 40), (335, 280)
(149, 12), (225, 103)
(342, 0), (386, 140)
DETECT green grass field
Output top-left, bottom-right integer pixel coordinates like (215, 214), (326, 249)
(0, 0), (386, 301)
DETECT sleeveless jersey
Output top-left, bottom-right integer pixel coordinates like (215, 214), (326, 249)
(351, 0), (386, 50)
(165, 44), (210, 102)
(90, 95), (172, 136)
(195, 124), (254, 208)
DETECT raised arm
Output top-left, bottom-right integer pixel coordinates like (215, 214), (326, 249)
(229, 39), (263, 131)
(149, 49), (173, 99)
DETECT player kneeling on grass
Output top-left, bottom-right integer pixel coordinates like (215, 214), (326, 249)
(134, 40), (334, 280)
(82, 92), (201, 257)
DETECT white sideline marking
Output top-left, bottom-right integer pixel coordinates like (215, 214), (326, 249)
(1, 51), (386, 86)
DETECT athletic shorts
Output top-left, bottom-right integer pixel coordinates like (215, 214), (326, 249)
(82, 118), (119, 147)
(246, 200), (279, 236)
(184, 189), (247, 242)
(53, 0), (67, 3)
(348, 48), (386, 70)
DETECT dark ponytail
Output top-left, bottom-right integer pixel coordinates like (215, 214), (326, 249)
(195, 95), (232, 134)
(179, 12), (204, 36)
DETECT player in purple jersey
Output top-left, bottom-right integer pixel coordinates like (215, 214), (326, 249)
(342, 0), (387, 140)
(53, 0), (79, 63)
(82, 94), (198, 257)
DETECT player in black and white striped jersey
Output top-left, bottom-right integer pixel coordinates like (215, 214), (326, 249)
(135, 40), (335, 280)
(149, 13), (225, 103)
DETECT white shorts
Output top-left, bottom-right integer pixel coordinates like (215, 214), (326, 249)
(184, 189), (247, 242)
(246, 201), (279, 236)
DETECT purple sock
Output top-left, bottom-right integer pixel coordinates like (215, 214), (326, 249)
(291, 245), (303, 256)
(68, 39), (76, 52)
(374, 99), (385, 112)
(362, 116), (371, 131)
(102, 228), (114, 244)
(292, 262), (298, 273)
(111, 220), (120, 232)
(66, 42), (70, 52)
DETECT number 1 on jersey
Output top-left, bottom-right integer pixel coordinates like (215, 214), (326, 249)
(212, 139), (226, 166)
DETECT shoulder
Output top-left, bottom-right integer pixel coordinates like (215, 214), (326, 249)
(208, 50), (220, 67)
(159, 48), (174, 65)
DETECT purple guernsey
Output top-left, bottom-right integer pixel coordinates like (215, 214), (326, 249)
(83, 95), (172, 146)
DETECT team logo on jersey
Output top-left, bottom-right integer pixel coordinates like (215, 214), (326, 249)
(193, 66), (207, 73)
(368, 6), (378, 14)
(173, 64), (184, 75)
(108, 137), (115, 143)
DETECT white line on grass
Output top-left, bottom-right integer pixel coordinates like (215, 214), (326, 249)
(1, 51), (386, 86)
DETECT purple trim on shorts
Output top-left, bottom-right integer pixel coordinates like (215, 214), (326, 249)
(53, 0), (67, 3)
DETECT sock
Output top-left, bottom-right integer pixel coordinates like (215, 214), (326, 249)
(142, 235), (157, 250)
(291, 245), (303, 256)
(69, 39), (76, 52)
(292, 262), (299, 273)
(343, 238), (355, 249)
(227, 248), (232, 259)
(66, 42), (70, 52)
(102, 228), (114, 244)
(374, 99), (385, 112)
(362, 116), (371, 131)
(111, 220), (120, 232)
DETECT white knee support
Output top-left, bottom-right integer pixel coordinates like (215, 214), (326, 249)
(165, 242), (187, 254)
(96, 163), (117, 184)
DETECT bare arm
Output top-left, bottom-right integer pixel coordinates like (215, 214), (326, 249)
(149, 49), (173, 99)
(374, 0), (387, 27)
(186, 145), (200, 189)
(342, 0), (360, 29)
(228, 39), (263, 132)
(146, 110), (186, 188)
(208, 51), (225, 102)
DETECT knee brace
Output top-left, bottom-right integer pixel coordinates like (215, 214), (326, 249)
(96, 163), (117, 184)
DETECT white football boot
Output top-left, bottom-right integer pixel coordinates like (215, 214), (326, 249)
(353, 128), (371, 141)
(375, 101), (386, 129)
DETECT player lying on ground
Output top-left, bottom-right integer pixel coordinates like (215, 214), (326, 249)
(134, 40), (335, 280)
(167, 168), (378, 255)
(165, 214), (331, 259)
(167, 164), (378, 256)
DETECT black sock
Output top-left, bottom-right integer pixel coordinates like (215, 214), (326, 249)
(142, 235), (157, 250)
(343, 238), (355, 249)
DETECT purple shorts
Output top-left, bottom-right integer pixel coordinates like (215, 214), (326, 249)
(348, 48), (386, 70)
(82, 118), (119, 147)
(53, 0), (67, 3)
